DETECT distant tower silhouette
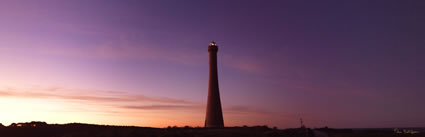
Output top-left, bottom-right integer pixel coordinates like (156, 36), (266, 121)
(205, 41), (224, 128)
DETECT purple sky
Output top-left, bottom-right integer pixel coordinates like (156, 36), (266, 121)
(0, 0), (424, 128)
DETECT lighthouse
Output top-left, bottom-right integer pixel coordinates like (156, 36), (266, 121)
(205, 41), (224, 128)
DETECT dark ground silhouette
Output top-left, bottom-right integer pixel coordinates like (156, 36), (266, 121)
(0, 121), (424, 137)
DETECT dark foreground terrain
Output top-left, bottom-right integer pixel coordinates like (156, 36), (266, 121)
(0, 122), (424, 137)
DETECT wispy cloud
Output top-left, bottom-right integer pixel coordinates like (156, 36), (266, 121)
(0, 86), (269, 114)
(121, 104), (201, 110)
(94, 41), (204, 65)
(0, 87), (193, 105)
(29, 35), (267, 73)
(0, 86), (284, 127)
(120, 103), (272, 116)
(225, 106), (271, 115)
(34, 36), (204, 66)
(222, 55), (264, 73)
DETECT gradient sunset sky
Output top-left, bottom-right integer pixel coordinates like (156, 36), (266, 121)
(0, 0), (424, 128)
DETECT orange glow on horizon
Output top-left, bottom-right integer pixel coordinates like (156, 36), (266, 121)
(0, 86), (285, 128)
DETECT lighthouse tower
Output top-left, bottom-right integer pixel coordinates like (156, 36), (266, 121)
(205, 41), (224, 128)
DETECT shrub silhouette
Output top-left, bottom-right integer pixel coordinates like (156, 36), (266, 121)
(1, 122), (423, 137)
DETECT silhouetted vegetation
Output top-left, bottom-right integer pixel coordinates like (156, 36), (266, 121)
(0, 122), (423, 137)
(0, 122), (316, 137)
(315, 126), (425, 137)
(315, 126), (353, 134)
(9, 121), (47, 127)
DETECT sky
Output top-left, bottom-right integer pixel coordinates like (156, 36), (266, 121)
(0, 0), (424, 128)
